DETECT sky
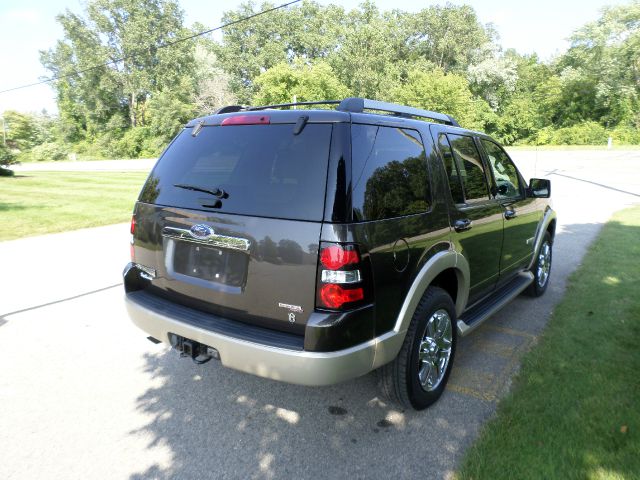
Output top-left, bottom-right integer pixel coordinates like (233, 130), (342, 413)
(0, 0), (631, 114)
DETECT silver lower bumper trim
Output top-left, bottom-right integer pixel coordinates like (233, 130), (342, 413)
(125, 295), (402, 386)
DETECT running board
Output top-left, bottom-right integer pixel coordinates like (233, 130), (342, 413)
(457, 271), (534, 336)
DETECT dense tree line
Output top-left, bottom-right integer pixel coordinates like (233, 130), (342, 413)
(1, 0), (639, 168)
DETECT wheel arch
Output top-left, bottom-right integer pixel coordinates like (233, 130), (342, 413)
(372, 250), (469, 370)
(394, 250), (470, 335)
(528, 207), (557, 270)
(547, 218), (557, 243)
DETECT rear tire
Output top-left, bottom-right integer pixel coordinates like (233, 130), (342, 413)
(526, 231), (552, 297)
(378, 287), (457, 410)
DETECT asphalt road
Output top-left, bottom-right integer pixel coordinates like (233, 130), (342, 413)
(1, 150), (638, 480)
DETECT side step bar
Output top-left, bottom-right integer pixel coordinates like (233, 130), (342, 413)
(457, 271), (534, 336)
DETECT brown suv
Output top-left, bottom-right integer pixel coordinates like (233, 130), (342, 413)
(124, 98), (556, 410)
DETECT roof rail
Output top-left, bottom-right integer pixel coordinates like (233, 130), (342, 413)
(247, 100), (341, 111)
(338, 97), (460, 127)
(213, 97), (460, 127)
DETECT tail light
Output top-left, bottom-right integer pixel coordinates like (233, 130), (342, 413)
(130, 215), (136, 261)
(316, 242), (370, 310)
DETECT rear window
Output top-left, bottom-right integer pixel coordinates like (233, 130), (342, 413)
(140, 124), (332, 221)
(351, 124), (430, 221)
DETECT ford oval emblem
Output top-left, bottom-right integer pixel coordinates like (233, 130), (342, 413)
(190, 224), (214, 239)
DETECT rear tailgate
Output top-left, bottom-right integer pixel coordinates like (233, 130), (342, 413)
(131, 120), (333, 334)
(133, 205), (321, 335)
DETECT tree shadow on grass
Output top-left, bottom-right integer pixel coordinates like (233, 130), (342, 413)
(0, 174), (31, 179)
(0, 203), (27, 212)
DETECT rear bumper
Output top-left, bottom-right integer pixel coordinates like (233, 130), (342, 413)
(125, 293), (401, 386)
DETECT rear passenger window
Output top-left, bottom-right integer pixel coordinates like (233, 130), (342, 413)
(447, 134), (490, 203)
(351, 124), (430, 221)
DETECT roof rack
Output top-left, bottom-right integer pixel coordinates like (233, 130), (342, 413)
(248, 100), (341, 111)
(214, 97), (460, 127)
(338, 98), (460, 126)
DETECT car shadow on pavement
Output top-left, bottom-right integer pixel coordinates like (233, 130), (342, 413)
(125, 219), (628, 480)
(128, 346), (493, 480)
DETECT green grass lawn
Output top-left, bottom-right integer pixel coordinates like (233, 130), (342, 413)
(0, 171), (148, 241)
(457, 205), (640, 480)
(506, 145), (640, 151)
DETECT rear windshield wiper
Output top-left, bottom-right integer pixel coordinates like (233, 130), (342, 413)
(173, 183), (228, 199)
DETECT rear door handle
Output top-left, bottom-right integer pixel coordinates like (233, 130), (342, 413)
(504, 209), (517, 220)
(454, 219), (472, 232)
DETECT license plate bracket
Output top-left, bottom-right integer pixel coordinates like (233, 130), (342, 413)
(172, 241), (248, 287)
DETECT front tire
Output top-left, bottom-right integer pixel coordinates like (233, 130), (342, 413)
(378, 287), (457, 410)
(526, 231), (552, 297)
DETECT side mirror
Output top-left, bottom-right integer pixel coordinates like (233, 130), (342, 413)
(528, 178), (551, 198)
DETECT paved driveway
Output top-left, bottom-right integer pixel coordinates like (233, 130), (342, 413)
(1, 150), (638, 480)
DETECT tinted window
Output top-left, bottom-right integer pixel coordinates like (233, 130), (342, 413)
(481, 139), (522, 199)
(351, 124), (430, 221)
(447, 134), (490, 202)
(438, 134), (464, 204)
(139, 124), (332, 221)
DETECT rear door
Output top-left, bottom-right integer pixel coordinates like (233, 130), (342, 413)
(431, 125), (504, 303)
(132, 121), (336, 335)
(347, 121), (451, 336)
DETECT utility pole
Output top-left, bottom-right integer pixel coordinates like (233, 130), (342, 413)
(1, 116), (6, 147)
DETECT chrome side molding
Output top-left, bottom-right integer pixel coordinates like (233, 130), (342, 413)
(162, 226), (251, 252)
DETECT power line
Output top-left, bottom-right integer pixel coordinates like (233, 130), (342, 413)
(0, 0), (302, 95)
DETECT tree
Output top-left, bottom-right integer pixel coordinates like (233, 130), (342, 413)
(253, 61), (349, 105)
(0, 144), (16, 173)
(405, 4), (494, 73)
(557, 2), (640, 127)
(217, 1), (348, 102)
(327, 3), (405, 99)
(1, 111), (57, 152)
(191, 42), (237, 114)
(217, 1), (497, 103)
(391, 69), (492, 131)
(467, 49), (518, 110)
(40, 0), (196, 139)
(146, 79), (198, 144)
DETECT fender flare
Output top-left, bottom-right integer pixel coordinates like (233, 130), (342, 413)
(372, 249), (470, 369)
(394, 249), (470, 334)
(527, 207), (557, 270)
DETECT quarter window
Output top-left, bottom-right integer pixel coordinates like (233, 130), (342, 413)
(351, 124), (430, 221)
(447, 134), (490, 203)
